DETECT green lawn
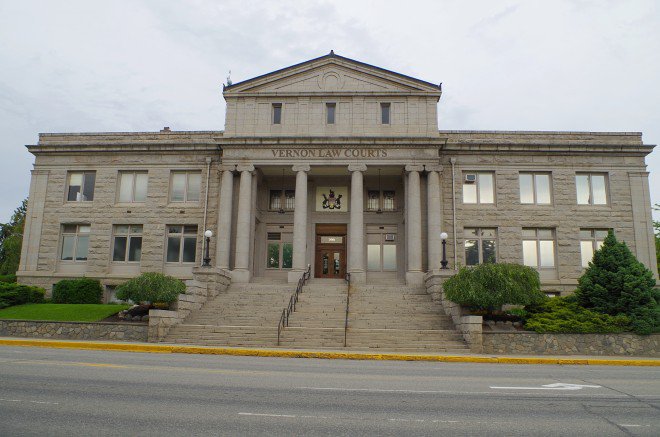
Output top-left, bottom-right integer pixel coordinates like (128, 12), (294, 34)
(0, 303), (130, 322)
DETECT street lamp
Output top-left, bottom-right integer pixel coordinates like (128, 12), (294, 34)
(440, 232), (449, 269)
(203, 230), (213, 267)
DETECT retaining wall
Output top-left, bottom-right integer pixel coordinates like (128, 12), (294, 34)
(483, 332), (659, 357)
(0, 319), (148, 342)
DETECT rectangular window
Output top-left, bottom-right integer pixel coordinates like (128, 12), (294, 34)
(118, 171), (148, 203)
(580, 228), (609, 267)
(170, 171), (201, 202)
(463, 172), (494, 204)
(522, 228), (556, 268)
(60, 224), (90, 261)
(464, 228), (497, 265)
(380, 103), (391, 124)
(519, 173), (551, 204)
(166, 225), (197, 263)
(367, 230), (397, 272)
(326, 103), (336, 124)
(112, 225), (143, 262)
(272, 103), (282, 124)
(366, 190), (396, 211)
(67, 171), (96, 202)
(269, 190), (295, 211)
(266, 227), (293, 269)
(576, 173), (608, 205)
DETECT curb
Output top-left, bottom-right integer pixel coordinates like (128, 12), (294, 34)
(1, 338), (658, 366)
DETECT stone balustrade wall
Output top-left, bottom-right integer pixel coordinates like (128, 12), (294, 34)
(0, 320), (147, 341)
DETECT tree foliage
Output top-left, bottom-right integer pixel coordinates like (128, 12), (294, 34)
(443, 263), (544, 312)
(0, 199), (27, 275)
(115, 272), (186, 304)
(574, 230), (659, 334)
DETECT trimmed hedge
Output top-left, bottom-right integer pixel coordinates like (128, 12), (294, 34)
(0, 283), (45, 309)
(115, 272), (185, 304)
(443, 263), (544, 312)
(52, 278), (103, 304)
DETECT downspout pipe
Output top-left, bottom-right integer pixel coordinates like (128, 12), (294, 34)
(449, 157), (457, 269)
(201, 157), (212, 267)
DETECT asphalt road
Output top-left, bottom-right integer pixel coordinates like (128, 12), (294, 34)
(0, 346), (658, 436)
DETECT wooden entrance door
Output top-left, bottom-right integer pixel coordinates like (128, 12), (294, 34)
(315, 224), (347, 279)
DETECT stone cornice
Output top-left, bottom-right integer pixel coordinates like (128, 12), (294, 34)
(441, 142), (655, 156)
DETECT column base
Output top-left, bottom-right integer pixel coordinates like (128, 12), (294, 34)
(406, 271), (425, 286)
(347, 271), (366, 284)
(230, 269), (251, 283)
(287, 270), (305, 283)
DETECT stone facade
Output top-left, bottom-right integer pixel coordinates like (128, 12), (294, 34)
(15, 52), (657, 297)
(483, 332), (659, 357)
(0, 320), (148, 341)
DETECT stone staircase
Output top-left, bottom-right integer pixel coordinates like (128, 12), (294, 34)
(345, 284), (468, 352)
(164, 280), (292, 347)
(280, 280), (469, 352)
(163, 277), (468, 352)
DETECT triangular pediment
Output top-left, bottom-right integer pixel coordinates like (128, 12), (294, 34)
(223, 52), (441, 95)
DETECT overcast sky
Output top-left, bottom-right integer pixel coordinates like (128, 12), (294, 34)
(0, 0), (658, 223)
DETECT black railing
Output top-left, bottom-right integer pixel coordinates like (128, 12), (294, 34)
(277, 264), (311, 346)
(343, 272), (351, 347)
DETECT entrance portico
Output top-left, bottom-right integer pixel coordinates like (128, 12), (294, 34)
(216, 143), (445, 285)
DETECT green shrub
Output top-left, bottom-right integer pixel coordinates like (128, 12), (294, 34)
(574, 230), (659, 334)
(0, 274), (17, 283)
(443, 263), (544, 313)
(52, 278), (103, 304)
(524, 296), (630, 334)
(115, 272), (185, 304)
(0, 283), (45, 309)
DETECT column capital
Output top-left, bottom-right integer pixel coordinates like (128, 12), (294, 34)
(425, 164), (443, 173)
(292, 164), (310, 173)
(236, 164), (255, 173)
(218, 164), (236, 173)
(348, 163), (367, 172)
(405, 164), (424, 172)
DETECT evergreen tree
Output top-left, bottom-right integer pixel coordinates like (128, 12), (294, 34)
(575, 230), (659, 334)
(0, 199), (27, 275)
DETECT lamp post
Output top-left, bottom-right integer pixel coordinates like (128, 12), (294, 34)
(203, 230), (213, 267)
(440, 232), (449, 269)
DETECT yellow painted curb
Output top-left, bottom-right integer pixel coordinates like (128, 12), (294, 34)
(0, 338), (658, 366)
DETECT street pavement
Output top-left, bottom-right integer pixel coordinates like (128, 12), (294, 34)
(0, 345), (658, 436)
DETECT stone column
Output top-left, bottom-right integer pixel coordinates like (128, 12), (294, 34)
(216, 165), (235, 270)
(406, 165), (424, 285)
(232, 164), (254, 283)
(348, 164), (367, 283)
(426, 164), (443, 272)
(288, 164), (310, 283)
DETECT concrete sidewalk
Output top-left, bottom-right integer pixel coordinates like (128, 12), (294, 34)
(1, 337), (658, 366)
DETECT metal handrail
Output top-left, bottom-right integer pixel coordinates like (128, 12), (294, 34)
(343, 272), (351, 347)
(277, 264), (311, 345)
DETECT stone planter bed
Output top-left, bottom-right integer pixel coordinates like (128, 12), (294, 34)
(0, 319), (148, 342)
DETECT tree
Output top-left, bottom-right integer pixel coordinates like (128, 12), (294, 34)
(575, 230), (658, 334)
(443, 263), (544, 314)
(0, 199), (27, 275)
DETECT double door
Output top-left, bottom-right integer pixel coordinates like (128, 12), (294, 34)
(314, 225), (347, 279)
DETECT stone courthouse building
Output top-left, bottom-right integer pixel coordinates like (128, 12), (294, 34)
(17, 52), (659, 300)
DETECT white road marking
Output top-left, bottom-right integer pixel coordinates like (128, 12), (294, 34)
(490, 383), (602, 391)
(619, 424), (650, 428)
(239, 412), (329, 419)
(0, 398), (59, 405)
(299, 386), (494, 395)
